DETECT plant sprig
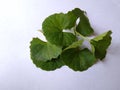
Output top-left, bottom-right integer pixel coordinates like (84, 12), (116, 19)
(30, 8), (112, 71)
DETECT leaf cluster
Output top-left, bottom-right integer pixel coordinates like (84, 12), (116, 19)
(30, 8), (112, 71)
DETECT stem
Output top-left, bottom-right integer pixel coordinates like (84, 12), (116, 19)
(38, 29), (43, 33)
(73, 24), (77, 36)
(90, 44), (95, 54)
(75, 31), (90, 41)
(75, 31), (95, 53)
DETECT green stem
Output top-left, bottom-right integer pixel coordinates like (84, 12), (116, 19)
(73, 24), (77, 36)
(75, 31), (95, 53)
(38, 29), (43, 33)
(75, 31), (90, 41)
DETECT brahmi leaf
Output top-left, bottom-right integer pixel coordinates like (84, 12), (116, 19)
(32, 56), (64, 71)
(72, 8), (94, 36)
(90, 30), (112, 60)
(42, 11), (77, 46)
(61, 48), (96, 71)
(30, 38), (62, 62)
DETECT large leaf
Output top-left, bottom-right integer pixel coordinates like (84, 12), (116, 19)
(42, 11), (77, 46)
(61, 48), (96, 71)
(90, 30), (112, 60)
(32, 56), (64, 71)
(72, 8), (94, 36)
(30, 38), (62, 62)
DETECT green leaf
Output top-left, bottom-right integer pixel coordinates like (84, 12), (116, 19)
(63, 39), (84, 51)
(72, 8), (85, 18)
(61, 48), (96, 71)
(30, 38), (62, 62)
(32, 56), (64, 71)
(42, 11), (77, 46)
(90, 30), (112, 60)
(72, 8), (94, 36)
(63, 32), (77, 47)
(63, 11), (78, 29)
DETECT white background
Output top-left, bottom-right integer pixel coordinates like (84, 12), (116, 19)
(0, 0), (120, 90)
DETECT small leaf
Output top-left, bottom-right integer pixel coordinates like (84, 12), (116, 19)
(90, 30), (112, 60)
(61, 48), (96, 71)
(30, 38), (62, 62)
(32, 56), (64, 71)
(72, 8), (94, 36)
(42, 11), (77, 46)
(63, 39), (84, 51)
